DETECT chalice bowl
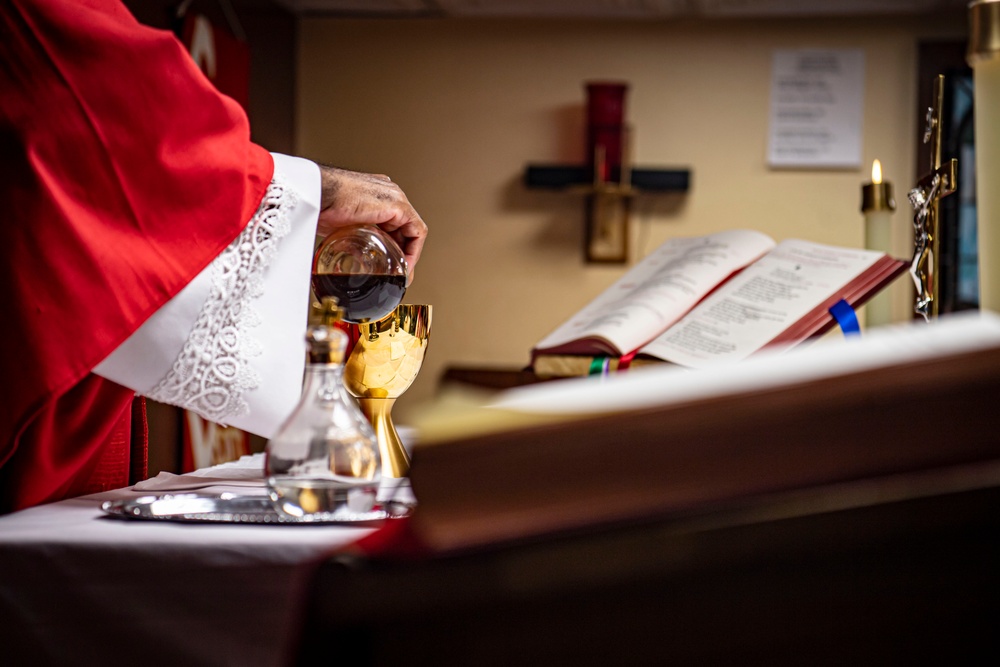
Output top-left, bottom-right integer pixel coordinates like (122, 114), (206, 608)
(343, 304), (431, 479)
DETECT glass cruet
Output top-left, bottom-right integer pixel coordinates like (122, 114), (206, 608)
(265, 297), (381, 520)
(312, 224), (408, 324)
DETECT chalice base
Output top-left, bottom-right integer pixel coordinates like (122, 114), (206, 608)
(357, 397), (410, 478)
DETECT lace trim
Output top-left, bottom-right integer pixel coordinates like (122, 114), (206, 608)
(147, 177), (297, 425)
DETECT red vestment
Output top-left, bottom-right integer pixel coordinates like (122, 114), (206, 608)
(0, 0), (274, 511)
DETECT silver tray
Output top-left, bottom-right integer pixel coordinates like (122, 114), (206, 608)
(101, 493), (407, 525)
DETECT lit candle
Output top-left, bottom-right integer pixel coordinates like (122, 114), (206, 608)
(861, 159), (895, 327)
(969, 0), (1000, 312)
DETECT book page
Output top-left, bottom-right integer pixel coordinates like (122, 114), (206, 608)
(640, 239), (884, 368)
(533, 230), (776, 356)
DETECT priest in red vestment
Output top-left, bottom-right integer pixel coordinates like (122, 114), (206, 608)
(0, 0), (427, 513)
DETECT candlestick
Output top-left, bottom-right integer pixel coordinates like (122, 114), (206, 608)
(969, 0), (1000, 312)
(861, 158), (895, 326)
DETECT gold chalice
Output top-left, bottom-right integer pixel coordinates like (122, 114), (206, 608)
(343, 304), (432, 478)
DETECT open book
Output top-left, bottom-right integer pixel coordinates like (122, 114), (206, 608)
(532, 229), (907, 375)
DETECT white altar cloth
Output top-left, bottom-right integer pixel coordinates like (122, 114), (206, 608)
(0, 454), (391, 667)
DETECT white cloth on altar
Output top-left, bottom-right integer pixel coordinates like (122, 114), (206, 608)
(0, 457), (374, 667)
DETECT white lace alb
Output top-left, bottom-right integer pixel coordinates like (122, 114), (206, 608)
(147, 177), (297, 425)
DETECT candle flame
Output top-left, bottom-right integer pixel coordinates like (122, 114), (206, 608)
(872, 159), (883, 184)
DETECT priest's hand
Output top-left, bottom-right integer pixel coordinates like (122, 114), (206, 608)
(317, 164), (427, 282)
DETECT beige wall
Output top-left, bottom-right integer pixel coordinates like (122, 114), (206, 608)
(297, 14), (965, 420)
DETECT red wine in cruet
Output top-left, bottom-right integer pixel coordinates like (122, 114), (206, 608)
(312, 273), (406, 323)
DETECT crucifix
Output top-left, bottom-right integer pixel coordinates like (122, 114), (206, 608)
(908, 74), (958, 321)
(524, 82), (690, 264)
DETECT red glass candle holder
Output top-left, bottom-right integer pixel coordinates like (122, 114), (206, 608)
(586, 81), (629, 182)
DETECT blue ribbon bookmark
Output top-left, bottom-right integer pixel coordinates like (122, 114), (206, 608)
(829, 299), (861, 338)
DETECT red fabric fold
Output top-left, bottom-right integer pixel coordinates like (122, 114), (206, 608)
(0, 0), (274, 511)
(0, 375), (136, 511)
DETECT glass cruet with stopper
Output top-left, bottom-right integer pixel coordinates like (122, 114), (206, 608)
(265, 296), (381, 520)
(312, 224), (408, 324)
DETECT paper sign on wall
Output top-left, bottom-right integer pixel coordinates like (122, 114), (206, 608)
(767, 49), (865, 169)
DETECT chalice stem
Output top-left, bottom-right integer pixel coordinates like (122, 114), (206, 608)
(357, 397), (410, 478)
